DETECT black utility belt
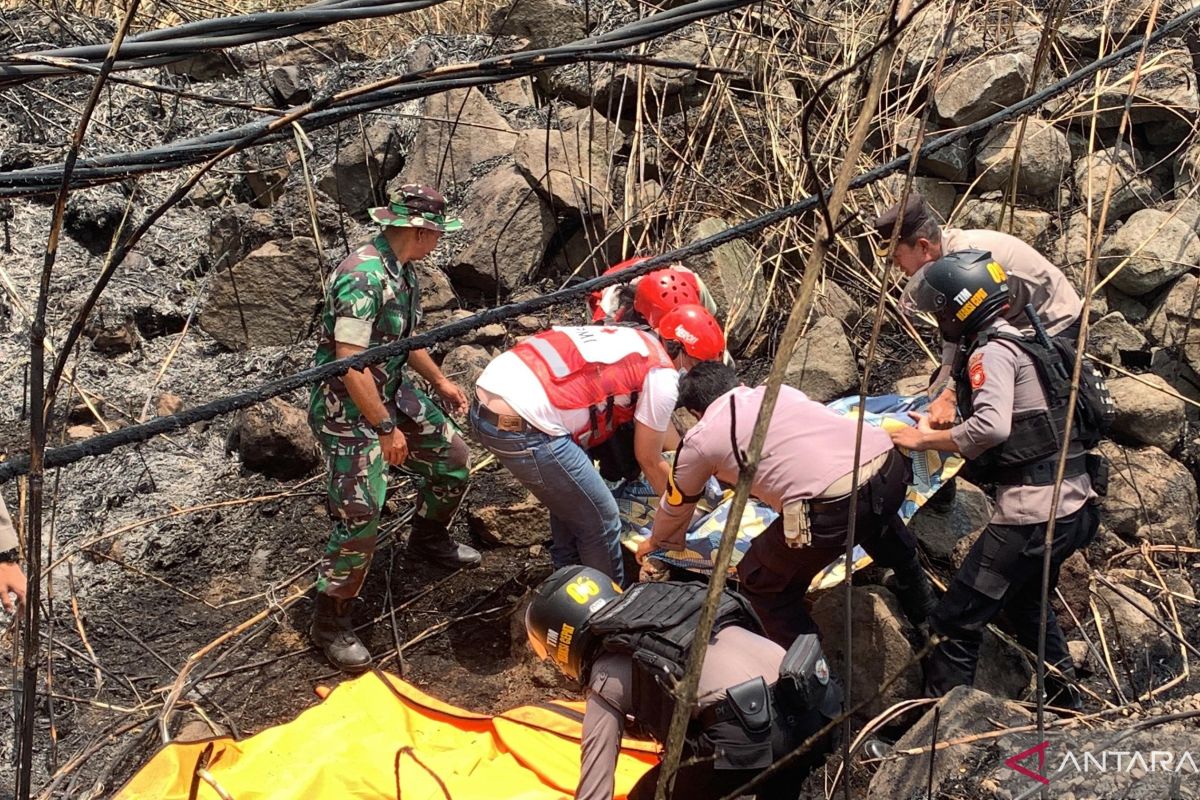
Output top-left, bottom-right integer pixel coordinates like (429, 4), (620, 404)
(994, 452), (1087, 486)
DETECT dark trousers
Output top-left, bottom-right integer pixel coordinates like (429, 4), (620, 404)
(630, 761), (799, 800)
(735, 451), (919, 646)
(628, 710), (831, 800)
(925, 501), (1099, 695)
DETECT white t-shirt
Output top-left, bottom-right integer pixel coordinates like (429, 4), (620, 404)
(477, 350), (680, 437)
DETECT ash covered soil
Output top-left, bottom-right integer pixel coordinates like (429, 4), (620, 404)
(0, 199), (579, 792)
(0, 12), (672, 788)
(3, 4), (1200, 797)
(0, 36), (579, 795)
(0, 368), (576, 796)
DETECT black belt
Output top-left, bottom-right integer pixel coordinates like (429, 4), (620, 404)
(472, 401), (530, 433)
(809, 494), (854, 515)
(994, 452), (1087, 486)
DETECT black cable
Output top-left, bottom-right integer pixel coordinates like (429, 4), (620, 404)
(0, 0), (745, 87)
(0, 0), (755, 196)
(0, 0), (452, 85)
(3, 2), (1199, 481)
(5, 0), (1195, 198)
(36, 1), (757, 418)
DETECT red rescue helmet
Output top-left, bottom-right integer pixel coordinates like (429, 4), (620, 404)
(657, 304), (726, 361)
(633, 267), (702, 326)
(525, 565), (622, 680)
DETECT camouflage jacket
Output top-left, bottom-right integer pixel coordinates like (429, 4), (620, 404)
(309, 235), (421, 438)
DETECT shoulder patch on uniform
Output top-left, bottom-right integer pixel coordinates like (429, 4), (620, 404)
(969, 357), (986, 389)
(664, 465), (704, 507)
(664, 468), (686, 507)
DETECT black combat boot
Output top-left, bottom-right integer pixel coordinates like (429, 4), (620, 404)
(310, 593), (372, 673)
(408, 516), (482, 569)
(1043, 671), (1084, 711)
(890, 553), (939, 628)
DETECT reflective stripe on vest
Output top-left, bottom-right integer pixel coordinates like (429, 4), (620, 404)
(519, 334), (573, 379)
(512, 326), (674, 447)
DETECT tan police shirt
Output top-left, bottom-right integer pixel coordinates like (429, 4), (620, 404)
(649, 385), (895, 551)
(949, 320), (1092, 524)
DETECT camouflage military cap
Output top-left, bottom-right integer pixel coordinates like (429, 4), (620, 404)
(368, 184), (463, 232)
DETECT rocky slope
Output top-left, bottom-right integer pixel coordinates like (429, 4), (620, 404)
(0, 0), (1198, 795)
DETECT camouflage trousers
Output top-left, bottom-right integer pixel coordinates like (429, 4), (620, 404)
(315, 381), (470, 599)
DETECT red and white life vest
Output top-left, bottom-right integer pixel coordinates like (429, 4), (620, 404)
(512, 326), (674, 447)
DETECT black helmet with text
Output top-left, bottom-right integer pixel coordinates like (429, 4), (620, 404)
(524, 565), (622, 681)
(901, 248), (1010, 342)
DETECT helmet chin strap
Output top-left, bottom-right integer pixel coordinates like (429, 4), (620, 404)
(937, 314), (962, 343)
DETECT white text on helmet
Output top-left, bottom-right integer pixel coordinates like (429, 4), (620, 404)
(673, 325), (699, 345)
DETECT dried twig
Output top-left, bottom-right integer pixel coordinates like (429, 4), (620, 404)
(19, 1), (144, 793)
(157, 586), (307, 744)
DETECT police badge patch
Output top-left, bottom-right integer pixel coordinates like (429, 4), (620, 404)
(969, 353), (986, 389)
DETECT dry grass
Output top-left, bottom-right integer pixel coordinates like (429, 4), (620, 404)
(2, 0), (1190, 374)
(559, 0), (1196, 375)
(2, 2), (1198, 796)
(329, 0), (509, 57)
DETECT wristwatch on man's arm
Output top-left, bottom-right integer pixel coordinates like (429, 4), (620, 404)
(0, 548), (18, 565)
(373, 417), (397, 436)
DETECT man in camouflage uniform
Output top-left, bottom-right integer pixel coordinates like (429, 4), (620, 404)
(308, 184), (481, 672)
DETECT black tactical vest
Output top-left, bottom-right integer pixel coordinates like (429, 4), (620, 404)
(581, 582), (764, 742)
(953, 330), (1089, 486)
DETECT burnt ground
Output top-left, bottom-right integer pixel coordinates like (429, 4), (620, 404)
(1, 7), (1199, 800)
(0, 192), (583, 793)
(1, 293), (1196, 798)
(0, 428), (577, 796)
(2, 334), (1198, 799)
(0, 228), (1196, 798)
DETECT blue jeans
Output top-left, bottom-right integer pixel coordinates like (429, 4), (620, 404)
(470, 406), (625, 585)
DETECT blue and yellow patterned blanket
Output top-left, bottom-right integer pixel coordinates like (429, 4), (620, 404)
(616, 394), (963, 591)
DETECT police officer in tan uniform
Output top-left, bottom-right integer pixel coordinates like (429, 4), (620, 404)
(639, 362), (937, 647)
(873, 193), (1082, 428)
(889, 249), (1100, 707)
(525, 565), (840, 800)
